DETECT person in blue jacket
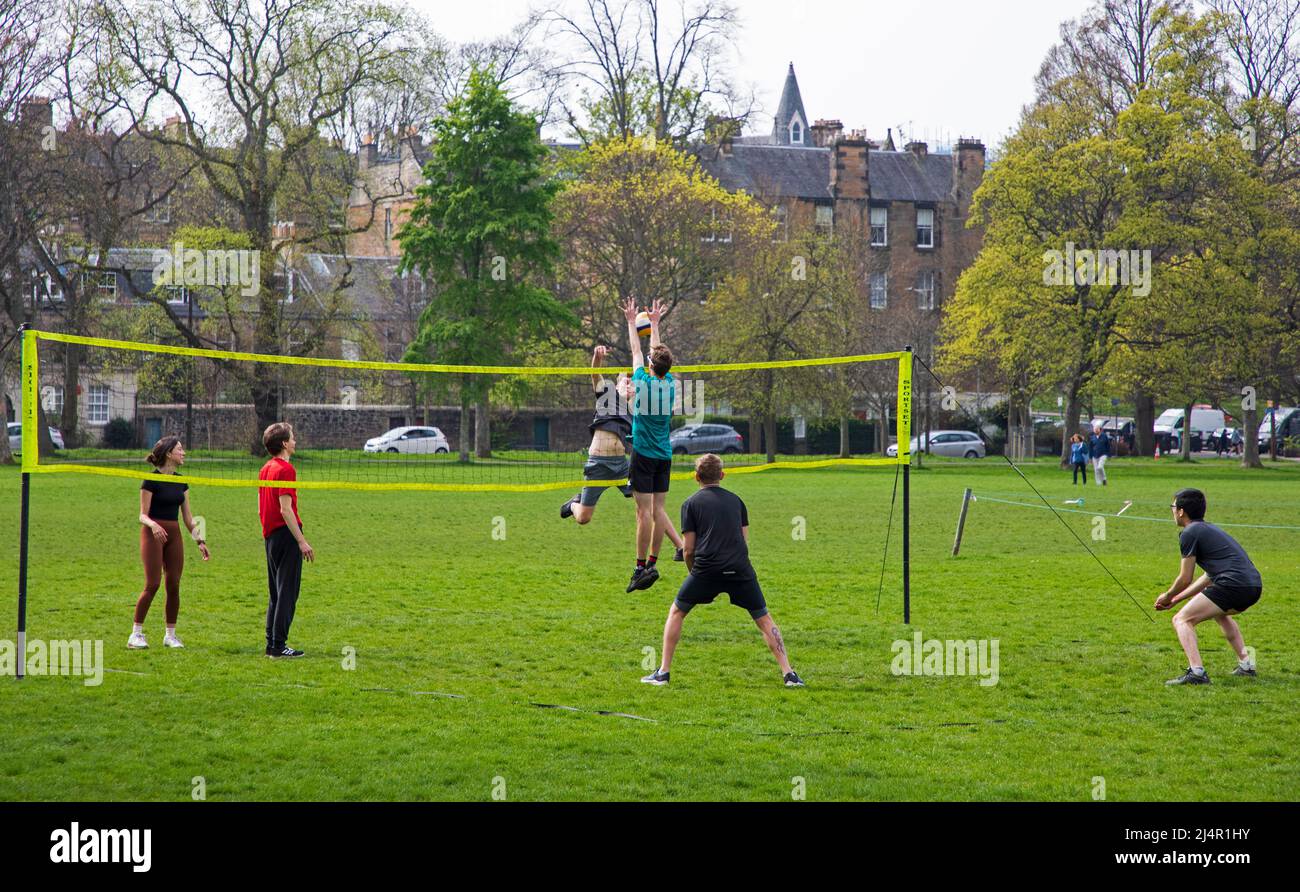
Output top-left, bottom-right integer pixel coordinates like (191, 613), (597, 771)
(1069, 433), (1090, 485)
(1088, 423), (1111, 486)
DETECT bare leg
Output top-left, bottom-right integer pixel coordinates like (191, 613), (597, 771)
(633, 492), (654, 560)
(754, 614), (792, 675)
(659, 604), (686, 672)
(664, 516), (684, 550)
(650, 492), (669, 557)
(1173, 594), (1225, 669)
(1215, 613), (1248, 661)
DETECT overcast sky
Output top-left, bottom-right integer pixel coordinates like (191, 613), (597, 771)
(398, 0), (1097, 149)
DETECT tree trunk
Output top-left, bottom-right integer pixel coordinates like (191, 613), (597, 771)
(458, 385), (471, 463)
(765, 415), (777, 464)
(839, 414), (850, 458)
(879, 402), (890, 457)
(1180, 402), (1193, 461)
(1269, 391), (1281, 460)
(1061, 388), (1082, 468)
(0, 344), (13, 465)
(61, 341), (81, 447)
(1134, 389), (1155, 458)
(1241, 404), (1262, 468)
(251, 379), (280, 455)
(474, 394), (491, 458)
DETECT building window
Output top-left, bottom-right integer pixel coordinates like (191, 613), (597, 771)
(870, 272), (888, 309)
(144, 193), (172, 224)
(85, 271), (117, 300)
(32, 272), (63, 302)
(88, 383), (110, 424)
(916, 271), (937, 310)
(703, 208), (732, 243)
(916, 207), (934, 248)
(791, 119), (803, 144)
(815, 204), (833, 236)
(772, 205), (788, 242)
(384, 206), (393, 242)
(870, 206), (888, 246)
(164, 285), (188, 304)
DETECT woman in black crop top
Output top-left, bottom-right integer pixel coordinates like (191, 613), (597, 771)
(130, 437), (210, 650)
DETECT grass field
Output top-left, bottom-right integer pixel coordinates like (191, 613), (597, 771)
(1, 455), (1297, 801)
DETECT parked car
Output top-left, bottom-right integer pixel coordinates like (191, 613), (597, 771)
(669, 423), (744, 455)
(7, 423), (66, 452)
(1153, 406), (1226, 452)
(363, 426), (450, 454)
(887, 430), (986, 458)
(1258, 407), (1299, 452)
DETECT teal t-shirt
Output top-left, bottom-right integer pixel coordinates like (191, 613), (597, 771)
(631, 365), (675, 459)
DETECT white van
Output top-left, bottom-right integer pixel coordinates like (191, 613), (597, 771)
(1153, 407), (1226, 452)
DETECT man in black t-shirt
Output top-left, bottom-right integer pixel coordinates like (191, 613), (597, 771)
(639, 453), (804, 688)
(1155, 488), (1262, 685)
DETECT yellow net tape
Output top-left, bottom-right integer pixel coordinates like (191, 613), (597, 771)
(21, 330), (912, 488)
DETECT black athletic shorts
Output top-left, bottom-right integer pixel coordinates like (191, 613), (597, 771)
(673, 572), (768, 619)
(1204, 583), (1261, 614)
(629, 449), (672, 493)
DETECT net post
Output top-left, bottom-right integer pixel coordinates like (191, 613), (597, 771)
(900, 345), (913, 624)
(17, 325), (34, 680)
(952, 487), (973, 556)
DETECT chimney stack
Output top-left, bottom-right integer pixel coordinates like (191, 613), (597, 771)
(830, 133), (869, 200)
(810, 119), (843, 147)
(359, 133), (378, 169)
(905, 140), (928, 159)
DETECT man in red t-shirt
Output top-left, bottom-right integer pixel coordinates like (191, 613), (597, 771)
(259, 422), (314, 658)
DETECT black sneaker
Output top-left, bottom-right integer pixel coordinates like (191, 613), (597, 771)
(784, 671), (806, 687)
(267, 645), (305, 659)
(626, 567), (646, 593)
(636, 565), (660, 590)
(1166, 667), (1210, 685)
(640, 669), (670, 685)
(560, 495), (577, 519)
(673, 547), (684, 562)
(1232, 664), (1257, 677)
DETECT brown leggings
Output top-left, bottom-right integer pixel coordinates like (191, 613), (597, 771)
(136, 520), (183, 624)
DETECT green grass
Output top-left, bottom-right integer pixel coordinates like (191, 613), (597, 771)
(1, 456), (1297, 801)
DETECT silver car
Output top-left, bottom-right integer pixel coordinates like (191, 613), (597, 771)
(887, 430), (985, 458)
(363, 426), (451, 454)
(669, 423), (745, 455)
(7, 422), (66, 452)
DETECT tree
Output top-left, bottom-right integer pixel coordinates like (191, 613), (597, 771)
(398, 67), (574, 461)
(552, 135), (766, 361)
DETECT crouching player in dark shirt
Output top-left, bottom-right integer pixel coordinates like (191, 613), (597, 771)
(1156, 488), (1262, 685)
(640, 453), (804, 688)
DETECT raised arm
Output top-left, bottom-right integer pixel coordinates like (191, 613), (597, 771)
(590, 345), (608, 391)
(647, 299), (667, 350)
(622, 296), (643, 370)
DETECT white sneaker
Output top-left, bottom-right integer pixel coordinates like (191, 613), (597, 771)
(163, 634), (184, 649)
(127, 631), (149, 649)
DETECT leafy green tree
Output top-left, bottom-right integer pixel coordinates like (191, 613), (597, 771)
(398, 67), (574, 460)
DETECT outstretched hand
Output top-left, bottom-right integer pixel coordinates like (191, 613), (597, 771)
(622, 296), (639, 322)
(647, 299), (667, 324)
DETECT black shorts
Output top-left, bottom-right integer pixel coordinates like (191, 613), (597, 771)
(629, 449), (672, 493)
(1204, 584), (1261, 614)
(673, 572), (768, 619)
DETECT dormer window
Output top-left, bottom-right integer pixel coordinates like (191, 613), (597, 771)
(790, 118), (803, 144)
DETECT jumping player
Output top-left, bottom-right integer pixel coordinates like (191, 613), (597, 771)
(560, 344), (686, 560)
(623, 296), (677, 592)
(641, 453), (804, 688)
(129, 436), (210, 649)
(1155, 488), (1262, 685)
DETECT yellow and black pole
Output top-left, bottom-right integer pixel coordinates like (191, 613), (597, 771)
(17, 324), (36, 679)
(899, 344), (913, 623)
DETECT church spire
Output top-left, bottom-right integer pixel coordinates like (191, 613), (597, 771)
(772, 63), (808, 146)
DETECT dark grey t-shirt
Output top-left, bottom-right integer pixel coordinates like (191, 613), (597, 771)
(589, 380), (632, 444)
(681, 486), (754, 580)
(1179, 521), (1261, 589)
